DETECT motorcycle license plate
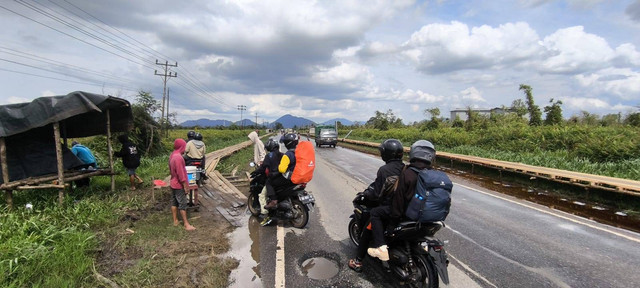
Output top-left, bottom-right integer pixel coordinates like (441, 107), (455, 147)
(298, 193), (315, 204)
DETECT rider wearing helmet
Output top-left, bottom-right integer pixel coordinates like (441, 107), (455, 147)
(187, 130), (196, 142)
(367, 140), (437, 262)
(253, 138), (283, 222)
(348, 139), (405, 272)
(184, 132), (206, 169)
(262, 133), (298, 220)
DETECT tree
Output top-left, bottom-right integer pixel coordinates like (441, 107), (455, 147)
(274, 122), (284, 130)
(520, 84), (542, 126)
(511, 99), (527, 118)
(543, 98), (563, 125)
(600, 113), (621, 126)
(423, 107), (442, 130)
(131, 90), (162, 155)
(366, 109), (403, 130)
(624, 112), (640, 127)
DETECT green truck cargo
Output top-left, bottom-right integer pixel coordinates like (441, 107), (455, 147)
(315, 125), (338, 148)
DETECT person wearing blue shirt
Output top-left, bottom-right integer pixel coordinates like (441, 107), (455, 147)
(71, 141), (97, 187)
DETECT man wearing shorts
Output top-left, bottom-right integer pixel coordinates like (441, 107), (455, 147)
(114, 135), (143, 190)
(169, 138), (196, 231)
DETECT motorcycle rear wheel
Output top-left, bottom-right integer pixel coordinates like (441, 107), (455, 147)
(289, 199), (309, 228)
(247, 192), (260, 216)
(412, 254), (439, 288)
(348, 218), (361, 247)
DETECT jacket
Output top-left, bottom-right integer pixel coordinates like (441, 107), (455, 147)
(248, 131), (266, 164)
(363, 159), (404, 205)
(184, 139), (206, 160)
(169, 139), (188, 189)
(114, 140), (140, 169)
(256, 151), (283, 178)
(390, 160), (430, 220)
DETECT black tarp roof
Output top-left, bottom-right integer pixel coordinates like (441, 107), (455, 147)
(0, 91), (133, 183)
(0, 91), (132, 138)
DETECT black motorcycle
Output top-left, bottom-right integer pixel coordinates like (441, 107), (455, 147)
(247, 170), (315, 228)
(348, 199), (450, 288)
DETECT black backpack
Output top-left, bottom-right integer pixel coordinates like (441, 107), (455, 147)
(405, 167), (453, 222)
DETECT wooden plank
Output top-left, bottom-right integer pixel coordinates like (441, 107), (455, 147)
(213, 170), (247, 202)
(53, 122), (65, 206)
(341, 138), (640, 196)
(0, 137), (13, 209)
(106, 109), (115, 192)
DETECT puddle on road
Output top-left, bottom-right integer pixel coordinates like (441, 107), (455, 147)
(224, 212), (262, 287)
(301, 257), (340, 280)
(440, 166), (640, 233)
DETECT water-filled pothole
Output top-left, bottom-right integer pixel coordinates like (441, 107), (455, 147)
(301, 257), (339, 280)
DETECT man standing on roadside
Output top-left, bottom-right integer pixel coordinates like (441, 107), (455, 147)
(170, 138), (196, 231)
(248, 130), (266, 165)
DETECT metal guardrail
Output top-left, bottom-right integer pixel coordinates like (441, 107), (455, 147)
(341, 138), (640, 197)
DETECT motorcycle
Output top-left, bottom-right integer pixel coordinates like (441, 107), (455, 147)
(348, 198), (450, 288)
(185, 159), (206, 211)
(247, 163), (315, 228)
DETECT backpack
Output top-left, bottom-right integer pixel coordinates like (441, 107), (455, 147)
(290, 141), (315, 184)
(405, 167), (453, 223)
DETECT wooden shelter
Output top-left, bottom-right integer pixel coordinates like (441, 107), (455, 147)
(0, 91), (133, 208)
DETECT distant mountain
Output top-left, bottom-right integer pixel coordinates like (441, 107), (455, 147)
(234, 119), (258, 127)
(180, 118), (234, 127)
(321, 118), (354, 126)
(272, 114), (315, 128)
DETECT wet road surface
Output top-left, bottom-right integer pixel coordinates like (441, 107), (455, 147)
(227, 139), (640, 287)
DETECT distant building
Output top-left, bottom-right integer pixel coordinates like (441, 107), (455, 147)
(450, 107), (515, 121)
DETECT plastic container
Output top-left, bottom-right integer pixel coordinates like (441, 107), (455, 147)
(186, 166), (197, 186)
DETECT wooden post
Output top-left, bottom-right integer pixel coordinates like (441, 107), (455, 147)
(0, 137), (12, 209)
(53, 122), (65, 206)
(107, 110), (115, 192)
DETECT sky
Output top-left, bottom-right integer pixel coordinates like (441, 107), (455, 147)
(1, 0), (640, 125)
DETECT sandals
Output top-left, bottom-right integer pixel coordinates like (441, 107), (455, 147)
(348, 258), (362, 272)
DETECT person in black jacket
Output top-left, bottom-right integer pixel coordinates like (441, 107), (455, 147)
(348, 139), (404, 272)
(114, 134), (143, 190)
(253, 139), (283, 226)
(367, 140), (436, 262)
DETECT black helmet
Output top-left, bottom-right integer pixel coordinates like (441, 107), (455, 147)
(187, 130), (196, 140)
(265, 139), (279, 152)
(280, 133), (298, 150)
(409, 140), (436, 165)
(379, 139), (403, 162)
(194, 132), (203, 141)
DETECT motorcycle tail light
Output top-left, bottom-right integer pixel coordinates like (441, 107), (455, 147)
(433, 245), (443, 252)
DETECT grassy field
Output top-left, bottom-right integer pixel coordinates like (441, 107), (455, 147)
(0, 129), (252, 287)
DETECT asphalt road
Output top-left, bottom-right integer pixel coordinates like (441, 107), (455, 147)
(240, 139), (640, 288)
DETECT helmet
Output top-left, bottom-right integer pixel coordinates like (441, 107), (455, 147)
(265, 139), (279, 152)
(194, 132), (203, 141)
(187, 130), (196, 140)
(409, 140), (436, 165)
(280, 133), (298, 150)
(378, 139), (403, 162)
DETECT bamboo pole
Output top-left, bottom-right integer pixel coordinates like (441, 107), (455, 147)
(107, 110), (115, 192)
(0, 137), (12, 209)
(53, 122), (65, 206)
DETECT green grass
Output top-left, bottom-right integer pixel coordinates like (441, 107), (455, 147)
(1, 128), (250, 287)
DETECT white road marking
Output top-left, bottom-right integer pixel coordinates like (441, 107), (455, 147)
(455, 183), (640, 244)
(275, 224), (286, 287)
(447, 253), (497, 288)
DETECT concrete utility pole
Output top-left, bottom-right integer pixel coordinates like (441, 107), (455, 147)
(237, 105), (247, 128)
(155, 60), (177, 136)
(255, 112), (258, 128)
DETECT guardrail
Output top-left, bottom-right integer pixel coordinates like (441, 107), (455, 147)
(340, 138), (640, 197)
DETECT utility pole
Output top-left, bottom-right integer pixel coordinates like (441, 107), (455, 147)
(237, 105), (247, 129)
(166, 87), (170, 137)
(155, 60), (177, 136)
(255, 112), (258, 128)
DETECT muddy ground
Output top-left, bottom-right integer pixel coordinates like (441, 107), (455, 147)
(94, 184), (244, 287)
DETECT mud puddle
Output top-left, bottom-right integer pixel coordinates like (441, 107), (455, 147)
(224, 212), (262, 287)
(301, 257), (339, 280)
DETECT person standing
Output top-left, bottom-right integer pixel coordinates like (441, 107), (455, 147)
(170, 138), (196, 231)
(114, 134), (143, 190)
(248, 130), (266, 165)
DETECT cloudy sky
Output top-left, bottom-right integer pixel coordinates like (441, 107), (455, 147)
(1, 0), (640, 124)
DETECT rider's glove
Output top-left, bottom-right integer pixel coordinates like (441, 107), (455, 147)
(353, 192), (366, 204)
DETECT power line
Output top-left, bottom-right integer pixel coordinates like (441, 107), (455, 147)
(237, 105), (247, 128)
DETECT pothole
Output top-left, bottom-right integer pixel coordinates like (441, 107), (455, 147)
(300, 256), (339, 280)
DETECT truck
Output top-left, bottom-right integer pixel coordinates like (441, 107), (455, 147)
(314, 124), (338, 148)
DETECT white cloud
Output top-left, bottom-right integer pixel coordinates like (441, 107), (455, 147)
(561, 96), (635, 113)
(574, 68), (640, 100)
(460, 87), (486, 102)
(402, 21), (541, 72)
(311, 62), (373, 88)
(538, 26), (614, 73)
